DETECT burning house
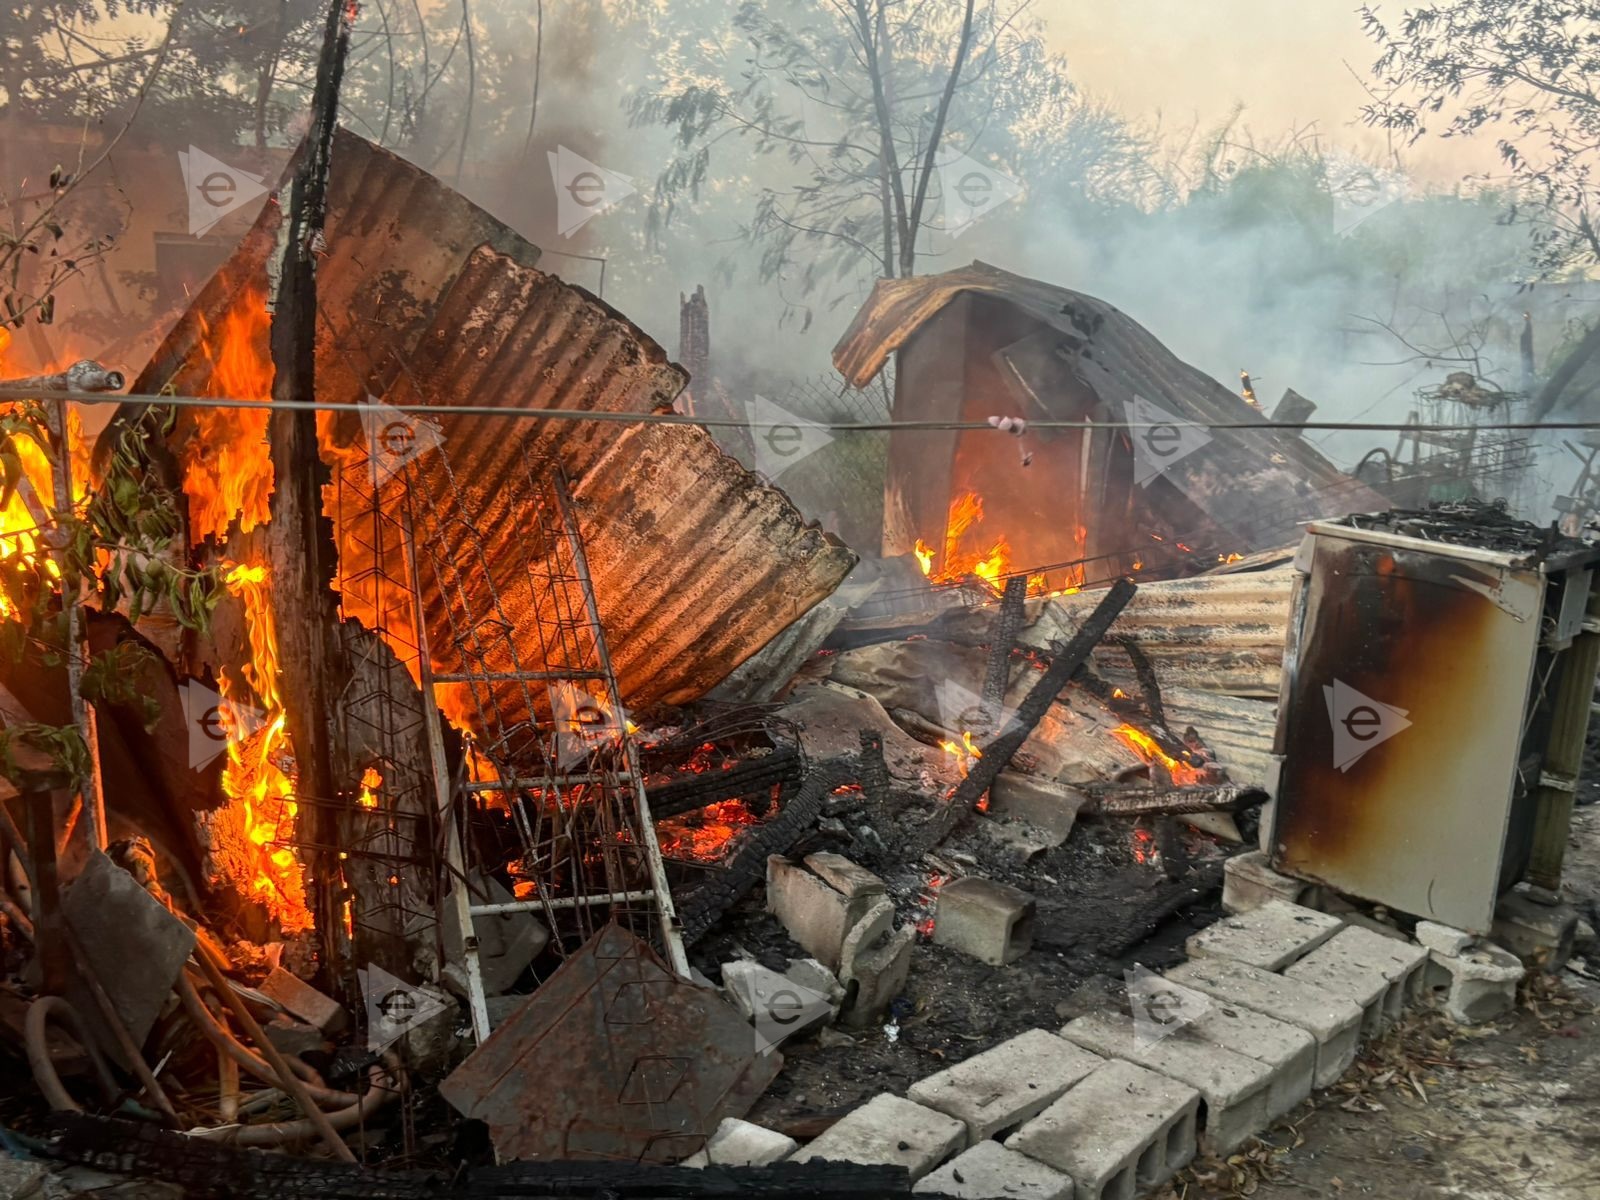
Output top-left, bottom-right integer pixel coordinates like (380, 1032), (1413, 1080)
(2, 14), (1599, 1200)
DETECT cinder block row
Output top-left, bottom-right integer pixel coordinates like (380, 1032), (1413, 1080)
(1284, 925), (1428, 1036)
(1005, 1058), (1199, 1200)
(1185, 899), (1343, 971)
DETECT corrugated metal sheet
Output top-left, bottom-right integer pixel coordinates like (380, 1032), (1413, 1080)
(119, 131), (855, 706)
(1162, 686), (1275, 788)
(833, 262), (1388, 552)
(1026, 566), (1297, 698)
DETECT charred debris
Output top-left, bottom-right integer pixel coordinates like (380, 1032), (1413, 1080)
(0, 94), (1597, 1200)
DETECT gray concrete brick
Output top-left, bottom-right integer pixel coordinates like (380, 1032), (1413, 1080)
(908, 1027), (1104, 1141)
(840, 923), (915, 1029)
(258, 966), (350, 1034)
(1058, 1012), (1273, 1155)
(1186, 899), (1342, 971)
(703, 1118), (799, 1166)
(767, 855), (876, 971)
(1221, 850), (1312, 914)
(1006, 1059), (1199, 1200)
(934, 876), (1036, 966)
(1183, 999), (1316, 1121)
(913, 1140), (1074, 1200)
(1493, 891), (1579, 970)
(1284, 925), (1426, 1035)
(803, 852), (887, 902)
(790, 1093), (966, 1180)
(1427, 944), (1523, 1024)
(1414, 920), (1474, 957)
(1163, 959), (1362, 1089)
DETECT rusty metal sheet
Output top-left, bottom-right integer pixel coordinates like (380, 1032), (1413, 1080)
(118, 131), (855, 707)
(440, 924), (779, 1163)
(1268, 526), (1547, 932)
(1030, 566), (1297, 698)
(832, 263), (1387, 553)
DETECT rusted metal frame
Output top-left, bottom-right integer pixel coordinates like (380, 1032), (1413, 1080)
(1529, 578), (1600, 890)
(914, 577), (1139, 854)
(400, 503), (492, 1045)
(470, 890), (658, 917)
(979, 574), (1027, 731)
(549, 468), (688, 976)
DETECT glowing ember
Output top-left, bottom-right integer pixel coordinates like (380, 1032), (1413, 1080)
(1131, 826), (1159, 865)
(357, 765), (382, 809)
(914, 491), (1068, 596)
(1110, 723), (1208, 786)
(655, 797), (762, 862)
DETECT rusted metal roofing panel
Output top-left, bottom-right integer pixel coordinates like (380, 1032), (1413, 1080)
(118, 130), (855, 707)
(833, 262), (1388, 552)
(1162, 687), (1275, 788)
(1029, 566), (1297, 698)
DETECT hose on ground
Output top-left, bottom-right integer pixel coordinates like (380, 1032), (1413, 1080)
(25, 996), (120, 1113)
(187, 1058), (402, 1147)
(175, 969), (360, 1108)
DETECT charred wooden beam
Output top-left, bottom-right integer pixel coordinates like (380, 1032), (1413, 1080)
(980, 575), (1027, 731)
(647, 742), (804, 822)
(265, 0), (353, 985)
(911, 578), (1137, 854)
(1081, 782), (1267, 818)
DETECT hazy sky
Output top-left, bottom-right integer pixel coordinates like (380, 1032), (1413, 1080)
(1044, 1), (1501, 183)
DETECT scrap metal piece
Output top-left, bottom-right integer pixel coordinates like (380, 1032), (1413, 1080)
(440, 924), (780, 1163)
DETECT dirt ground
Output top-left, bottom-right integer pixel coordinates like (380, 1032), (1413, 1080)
(1168, 804), (1600, 1200)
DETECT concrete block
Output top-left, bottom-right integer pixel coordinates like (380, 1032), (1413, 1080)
(1284, 926), (1427, 1034)
(1058, 1012), (1273, 1155)
(1163, 959), (1362, 1089)
(909, 1027), (1104, 1141)
(988, 774), (1088, 840)
(977, 816), (1065, 863)
(1222, 850), (1311, 914)
(1427, 944), (1524, 1024)
(934, 876), (1036, 966)
(1006, 1058), (1199, 1200)
(914, 1140), (1074, 1200)
(767, 855), (876, 971)
(703, 1118), (799, 1167)
(1493, 892), (1579, 971)
(258, 966), (349, 1034)
(1186, 899), (1342, 971)
(840, 924), (915, 1029)
(840, 898), (896, 975)
(790, 1093), (966, 1180)
(786, 958), (846, 1017)
(803, 852), (886, 901)
(722, 959), (835, 1051)
(1183, 999), (1316, 1121)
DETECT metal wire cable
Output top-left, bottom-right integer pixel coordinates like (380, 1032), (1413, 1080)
(0, 386), (1597, 433)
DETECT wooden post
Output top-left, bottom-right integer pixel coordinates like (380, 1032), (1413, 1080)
(265, 0), (354, 988)
(23, 787), (68, 993)
(1528, 580), (1600, 891)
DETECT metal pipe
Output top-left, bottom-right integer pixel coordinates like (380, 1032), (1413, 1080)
(469, 890), (657, 917)
(25, 996), (119, 1113)
(189, 1060), (400, 1148)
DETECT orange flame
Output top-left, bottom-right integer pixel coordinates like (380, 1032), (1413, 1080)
(939, 729), (983, 778)
(186, 291), (275, 543)
(1110, 723), (1207, 786)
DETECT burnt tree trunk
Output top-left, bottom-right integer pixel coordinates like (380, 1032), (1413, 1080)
(266, 0), (353, 989)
